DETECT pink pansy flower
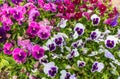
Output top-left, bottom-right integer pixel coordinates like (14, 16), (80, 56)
(18, 37), (33, 56)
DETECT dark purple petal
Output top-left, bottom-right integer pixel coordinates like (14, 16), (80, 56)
(106, 40), (114, 48)
(90, 32), (97, 40)
(48, 43), (56, 51)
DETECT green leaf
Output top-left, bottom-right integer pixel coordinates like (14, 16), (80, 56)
(0, 59), (9, 70)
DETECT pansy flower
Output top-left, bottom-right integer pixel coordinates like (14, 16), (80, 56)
(28, 8), (40, 21)
(104, 49), (115, 60)
(89, 0), (98, 4)
(105, 36), (118, 49)
(0, 27), (6, 43)
(11, 0), (23, 5)
(3, 42), (13, 55)
(104, 14), (119, 27)
(58, 18), (68, 28)
(66, 4), (75, 13)
(91, 61), (104, 72)
(43, 62), (58, 77)
(11, 7), (24, 21)
(12, 48), (27, 63)
(60, 70), (77, 79)
(18, 38), (33, 56)
(26, 22), (40, 37)
(73, 23), (85, 39)
(37, 27), (51, 40)
(91, 14), (100, 26)
(77, 60), (86, 67)
(117, 29), (120, 38)
(98, 4), (107, 14)
(57, 5), (65, 13)
(73, 0), (80, 4)
(90, 29), (101, 40)
(46, 39), (56, 52)
(54, 34), (64, 46)
(67, 48), (79, 60)
(71, 40), (83, 48)
(74, 12), (83, 20)
(32, 45), (45, 60)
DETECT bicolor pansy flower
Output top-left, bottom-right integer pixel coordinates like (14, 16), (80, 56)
(53, 34), (65, 46)
(46, 39), (56, 52)
(90, 29), (101, 40)
(77, 60), (86, 67)
(43, 62), (58, 77)
(91, 62), (104, 72)
(91, 14), (100, 26)
(105, 36), (118, 49)
(73, 23), (85, 39)
(66, 48), (79, 60)
(71, 40), (83, 48)
(60, 70), (77, 79)
(58, 18), (68, 28)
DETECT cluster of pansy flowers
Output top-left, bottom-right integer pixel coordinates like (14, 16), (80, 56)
(0, 0), (120, 79)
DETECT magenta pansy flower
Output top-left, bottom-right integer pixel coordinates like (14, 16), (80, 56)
(11, 0), (23, 5)
(12, 48), (27, 63)
(32, 45), (45, 60)
(26, 21), (40, 37)
(37, 27), (51, 40)
(29, 8), (40, 21)
(3, 42), (13, 55)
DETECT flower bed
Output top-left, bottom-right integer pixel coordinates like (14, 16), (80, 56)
(0, 0), (120, 79)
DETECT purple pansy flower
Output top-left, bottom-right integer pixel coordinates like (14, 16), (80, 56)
(32, 45), (45, 60)
(0, 27), (6, 43)
(44, 62), (58, 77)
(104, 14), (119, 27)
(3, 42), (13, 55)
(11, 0), (23, 4)
(13, 11), (24, 21)
(12, 48), (27, 63)
(105, 36), (118, 49)
(91, 61), (104, 72)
